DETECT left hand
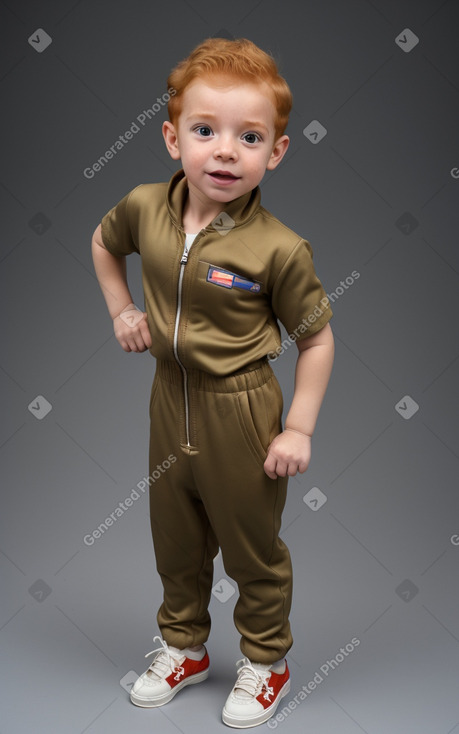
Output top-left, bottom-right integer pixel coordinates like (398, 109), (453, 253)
(263, 429), (312, 479)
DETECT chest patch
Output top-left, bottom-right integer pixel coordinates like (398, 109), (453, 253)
(206, 266), (261, 293)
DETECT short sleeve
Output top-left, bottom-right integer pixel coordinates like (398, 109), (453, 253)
(100, 186), (142, 256)
(271, 239), (333, 339)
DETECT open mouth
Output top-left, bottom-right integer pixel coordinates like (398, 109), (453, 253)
(207, 171), (241, 184)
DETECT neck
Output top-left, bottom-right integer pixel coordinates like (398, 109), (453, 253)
(183, 182), (231, 231)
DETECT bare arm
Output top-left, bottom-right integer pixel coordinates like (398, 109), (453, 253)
(284, 322), (334, 437)
(91, 223), (152, 352)
(91, 223), (133, 318)
(264, 322), (334, 478)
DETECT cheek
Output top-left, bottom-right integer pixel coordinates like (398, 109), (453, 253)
(243, 155), (267, 178)
(184, 145), (208, 167)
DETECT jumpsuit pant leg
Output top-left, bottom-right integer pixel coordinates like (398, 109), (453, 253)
(148, 358), (293, 665)
(147, 370), (219, 651)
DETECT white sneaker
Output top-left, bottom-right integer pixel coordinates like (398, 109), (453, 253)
(222, 656), (290, 728)
(130, 635), (209, 707)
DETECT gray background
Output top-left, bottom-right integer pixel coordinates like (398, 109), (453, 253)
(1, 0), (458, 732)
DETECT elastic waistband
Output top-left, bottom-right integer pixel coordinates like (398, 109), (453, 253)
(155, 358), (274, 393)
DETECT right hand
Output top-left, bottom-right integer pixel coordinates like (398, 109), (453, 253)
(113, 305), (152, 353)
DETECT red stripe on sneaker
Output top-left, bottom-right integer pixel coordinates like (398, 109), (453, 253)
(256, 663), (290, 710)
(165, 653), (209, 689)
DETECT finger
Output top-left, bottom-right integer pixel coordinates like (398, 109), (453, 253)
(139, 320), (153, 349)
(287, 462), (299, 477)
(114, 325), (131, 351)
(132, 331), (147, 352)
(128, 316), (151, 352)
(297, 459), (310, 474)
(117, 329), (144, 353)
(119, 339), (131, 352)
(263, 455), (278, 480)
(126, 335), (140, 352)
(273, 457), (288, 477)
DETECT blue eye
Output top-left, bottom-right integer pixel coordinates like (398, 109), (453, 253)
(196, 126), (212, 136)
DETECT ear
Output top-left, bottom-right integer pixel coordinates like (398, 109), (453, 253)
(266, 135), (290, 171)
(162, 121), (181, 160)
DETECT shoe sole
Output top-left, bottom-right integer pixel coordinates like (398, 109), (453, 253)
(222, 678), (291, 728)
(130, 667), (209, 708)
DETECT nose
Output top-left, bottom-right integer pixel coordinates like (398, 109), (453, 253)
(213, 135), (238, 162)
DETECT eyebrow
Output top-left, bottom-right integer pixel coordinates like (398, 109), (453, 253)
(185, 113), (270, 133)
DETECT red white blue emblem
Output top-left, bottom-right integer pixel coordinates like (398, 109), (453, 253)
(206, 266), (261, 292)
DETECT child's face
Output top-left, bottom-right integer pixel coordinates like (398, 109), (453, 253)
(163, 75), (289, 206)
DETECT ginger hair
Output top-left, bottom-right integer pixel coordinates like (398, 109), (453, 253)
(166, 37), (293, 141)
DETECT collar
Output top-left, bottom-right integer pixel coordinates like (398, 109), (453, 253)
(166, 168), (261, 232)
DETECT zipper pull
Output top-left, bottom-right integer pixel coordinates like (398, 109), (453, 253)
(181, 247), (189, 264)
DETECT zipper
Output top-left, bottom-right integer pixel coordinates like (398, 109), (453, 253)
(172, 239), (192, 447)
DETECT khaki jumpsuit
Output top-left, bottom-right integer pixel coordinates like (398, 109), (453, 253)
(101, 169), (333, 664)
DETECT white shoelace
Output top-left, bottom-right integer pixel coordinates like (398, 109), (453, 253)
(144, 635), (183, 680)
(233, 657), (272, 700)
